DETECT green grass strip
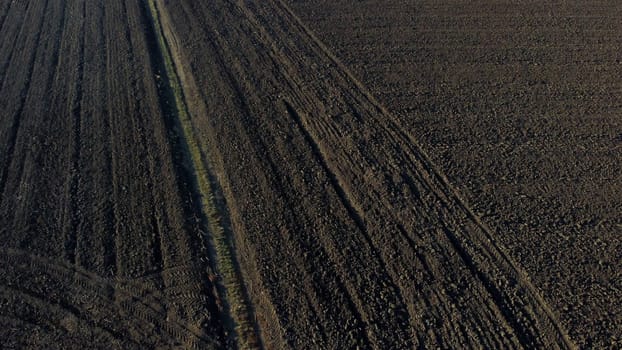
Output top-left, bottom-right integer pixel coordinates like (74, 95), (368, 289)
(145, 1), (260, 348)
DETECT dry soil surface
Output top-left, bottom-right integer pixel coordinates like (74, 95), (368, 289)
(1, 0), (619, 349)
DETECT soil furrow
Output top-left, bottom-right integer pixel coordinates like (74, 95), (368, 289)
(283, 99), (412, 345)
(389, 122), (576, 347)
(0, 285), (134, 345)
(65, 0), (85, 265)
(0, 0), (49, 199)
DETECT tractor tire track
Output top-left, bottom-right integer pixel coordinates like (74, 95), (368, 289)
(0, 247), (220, 349)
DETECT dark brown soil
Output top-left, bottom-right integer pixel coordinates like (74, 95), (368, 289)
(0, 1), (224, 348)
(286, 1), (622, 348)
(1, 0), (617, 349)
(156, 0), (575, 348)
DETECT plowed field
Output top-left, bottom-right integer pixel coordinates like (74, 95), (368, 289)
(287, 1), (622, 347)
(0, 1), (224, 348)
(1, 0), (618, 349)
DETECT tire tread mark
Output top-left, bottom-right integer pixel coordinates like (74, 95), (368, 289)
(284, 100), (412, 348)
(200, 20), (369, 347)
(0, 247), (220, 348)
(0, 285), (134, 345)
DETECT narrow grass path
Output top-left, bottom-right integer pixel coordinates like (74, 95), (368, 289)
(144, 1), (261, 348)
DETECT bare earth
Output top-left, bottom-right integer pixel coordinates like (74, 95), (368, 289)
(0, 0), (619, 349)
(287, 1), (622, 347)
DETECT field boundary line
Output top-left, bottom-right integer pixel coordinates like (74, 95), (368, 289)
(143, 1), (261, 349)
